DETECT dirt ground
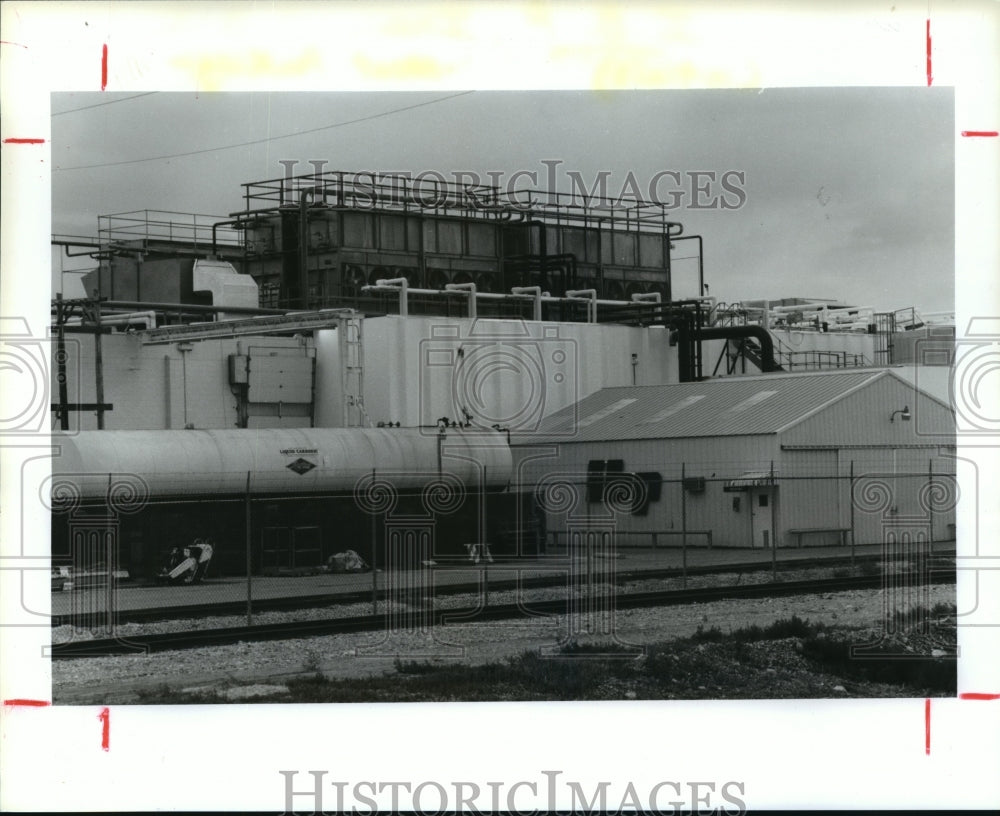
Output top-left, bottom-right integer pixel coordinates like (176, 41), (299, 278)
(52, 583), (956, 704)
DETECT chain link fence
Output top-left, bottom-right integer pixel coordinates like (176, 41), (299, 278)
(50, 462), (957, 646)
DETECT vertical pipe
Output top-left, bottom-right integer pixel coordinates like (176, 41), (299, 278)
(664, 228), (672, 304)
(399, 279), (409, 318)
(94, 308), (105, 430)
(56, 294), (69, 431)
(681, 463), (687, 589)
(696, 235), (703, 299)
(245, 471), (252, 626)
(299, 191), (310, 309)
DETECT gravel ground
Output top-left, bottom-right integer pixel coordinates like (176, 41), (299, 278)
(51, 581), (955, 704)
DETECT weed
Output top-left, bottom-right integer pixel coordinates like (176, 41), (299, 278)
(690, 624), (726, 642)
(393, 658), (446, 675)
(801, 637), (955, 693)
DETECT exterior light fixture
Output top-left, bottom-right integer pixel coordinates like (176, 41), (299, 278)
(889, 406), (911, 422)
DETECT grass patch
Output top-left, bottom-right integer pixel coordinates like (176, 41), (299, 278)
(800, 603), (957, 694)
(731, 614), (823, 642)
(135, 683), (223, 705)
(801, 637), (955, 692)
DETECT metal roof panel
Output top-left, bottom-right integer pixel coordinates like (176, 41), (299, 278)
(519, 370), (888, 444)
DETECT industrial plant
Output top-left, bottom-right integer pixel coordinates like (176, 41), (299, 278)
(47, 168), (957, 702)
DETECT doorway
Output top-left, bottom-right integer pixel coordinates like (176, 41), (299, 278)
(749, 488), (775, 548)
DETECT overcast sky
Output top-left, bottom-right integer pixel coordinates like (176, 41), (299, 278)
(51, 88), (954, 314)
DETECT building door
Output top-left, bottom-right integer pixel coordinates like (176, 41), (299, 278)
(749, 488), (775, 548)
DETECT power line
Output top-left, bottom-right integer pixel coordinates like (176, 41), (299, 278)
(53, 91), (476, 172)
(52, 92), (158, 116)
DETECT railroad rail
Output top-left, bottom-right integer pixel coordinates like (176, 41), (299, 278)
(51, 551), (955, 627)
(51, 570), (954, 658)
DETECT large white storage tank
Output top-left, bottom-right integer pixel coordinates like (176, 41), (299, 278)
(51, 427), (512, 500)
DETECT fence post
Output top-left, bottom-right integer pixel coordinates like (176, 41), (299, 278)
(849, 460), (856, 567)
(245, 471), (252, 627)
(371, 468), (378, 617)
(770, 460), (776, 582)
(482, 465), (489, 611)
(928, 458), (935, 558)
(681, 463), (687, 589)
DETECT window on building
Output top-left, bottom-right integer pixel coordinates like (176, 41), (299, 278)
(632, 471), (663, 516)
(586, 459), (625, 503)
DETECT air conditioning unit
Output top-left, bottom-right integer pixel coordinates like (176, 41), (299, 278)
(682, 476), (706, 494)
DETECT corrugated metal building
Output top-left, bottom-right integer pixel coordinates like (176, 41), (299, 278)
(512, 369), (956, 548)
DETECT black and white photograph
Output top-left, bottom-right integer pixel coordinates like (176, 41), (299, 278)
(2, 2), (998, 813)
(44, 87), (960, 707)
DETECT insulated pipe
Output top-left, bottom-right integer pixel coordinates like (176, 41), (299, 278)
(511, 286), (544, 321)
(369, 277), (409, 317)
(66, 311), (158, 330)
(565, 289), (598, 324)
(211, 219), (244, 257)
(768, 302), (835, 314)
(698, 296), (718, 325)
(685, 325), (782, 377)
(445, 282), (477, 319)
(52, 239), (107, 260)
(96, 300), (287, 316)
(361, 283), (640, 316)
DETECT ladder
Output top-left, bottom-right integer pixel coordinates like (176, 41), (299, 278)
(338, 315), (370, 427)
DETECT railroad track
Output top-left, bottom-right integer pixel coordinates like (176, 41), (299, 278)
(51, 551), (956, 626)
(51, 569), (954, 658)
